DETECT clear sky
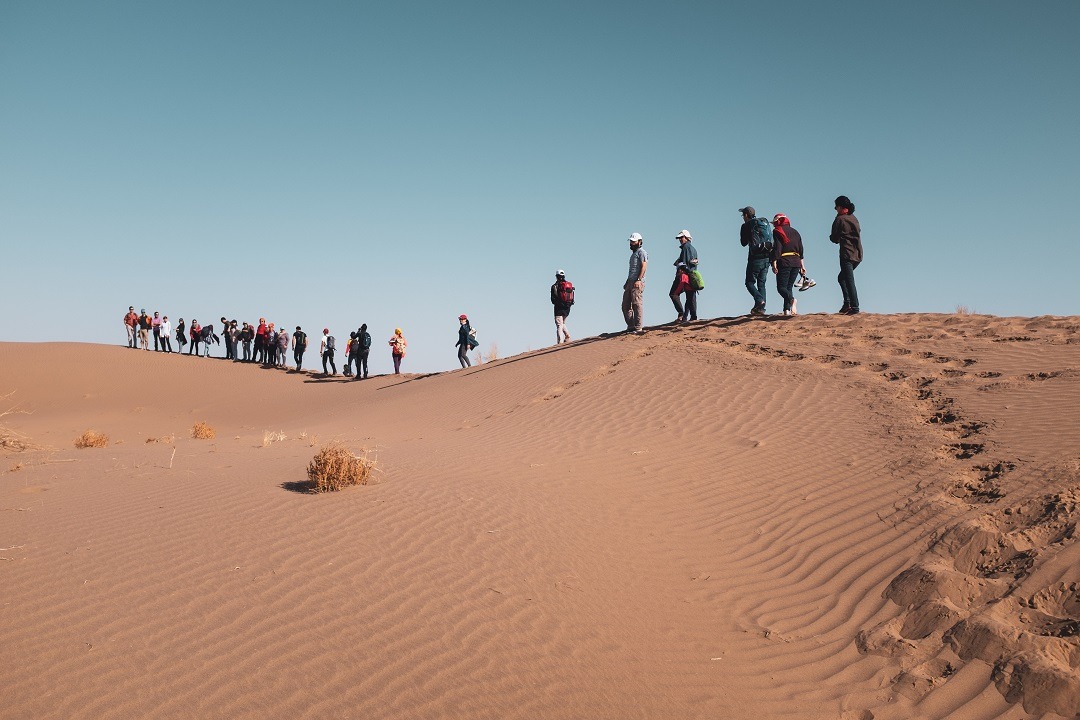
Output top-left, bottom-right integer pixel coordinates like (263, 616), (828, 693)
(3, 1), (1078, 373)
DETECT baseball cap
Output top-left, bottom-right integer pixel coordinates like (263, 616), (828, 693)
(556, 269), (565, 277)
(459, 314), (468, 320)
(738, 206), (755, 216)
(675, 229), (692, 240)
(628, 232), (643, 242)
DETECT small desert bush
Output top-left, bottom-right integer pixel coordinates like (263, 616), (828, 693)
(262, 430), (287, 447)
(75, 430), (109, 449)
(191, 422), (216, 440)
(955, 305), (975, 315)
(306, 443), (374, 492)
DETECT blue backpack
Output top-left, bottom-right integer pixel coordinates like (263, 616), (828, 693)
(750, 216), (774, 257)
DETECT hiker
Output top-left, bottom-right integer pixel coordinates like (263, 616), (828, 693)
(622, 232), (648, 334)
(740, 207), (773, 316)
(770, 213), (807, 316)
(550, 269), (574, 344)
(152, 312), (163, 351)
(123, 306), (138, 348)
(188, 319), (202, 356)
(219, 316), (233, 360)
(354, 324), (371, 380)
(830, 195), (863, 315)
(389, 328), (407, 374)
(292, 326), (307, 371)
(137, 309), (152, 350)
(160, 316), (173, 353)
(343, 333), (356, 376)
(227, 321), (241, 362)
(240, 322), (253, 361)
(320, 328), (337, 375)
(276, 325), (289, 368)
(254, 318), (268, 364)
(456, 314), (476, 368)
(175, 318), (187, 352)
(669, 229), (699, 323)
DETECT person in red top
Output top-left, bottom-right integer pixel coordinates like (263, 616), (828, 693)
(770, 213), (806, 316)
(123, 306), (138, 348)
(188, 319), (202, 356)
(254, 318), (269, 364)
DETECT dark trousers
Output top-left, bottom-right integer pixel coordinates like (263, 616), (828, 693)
(839, 259), (860, 310)
(189, 338), (200, 356)
(322, 349), (336, 374)
(745, 258), (769, 308)
(153, 328), (162, 351)
(777, 265), (800, 312)
(162, 337), (173, 353)
(458, 344), (471, 368)
(356, 350), (369, 378)
(294, 348), (304, 371)
(242, 340), (251, 361)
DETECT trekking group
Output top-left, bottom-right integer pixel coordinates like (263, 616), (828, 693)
(122, 196), (861, 370)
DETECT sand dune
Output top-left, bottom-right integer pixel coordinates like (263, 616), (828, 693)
(2, 314), (1078, 719)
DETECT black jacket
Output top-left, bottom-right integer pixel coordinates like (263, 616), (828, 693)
(830, 214), (862, 263)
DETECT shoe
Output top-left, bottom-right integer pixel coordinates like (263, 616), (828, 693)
(845, 307), (860, 315)
(750, 306), (765, 316)
(798, 277), (816, 291)
(631, 329), (646, 335)
(838, 306), (850, 314)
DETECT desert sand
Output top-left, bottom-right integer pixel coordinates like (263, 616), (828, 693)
(2, 313), (1079, 720)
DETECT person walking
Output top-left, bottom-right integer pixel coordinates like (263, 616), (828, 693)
(354, 324), (371, 380)
(160, 316), (173, 353)
(389, 328), (407, 374)
(739, 207), (773, 316)
(343, 333), (356, 377)
(622, 232), (648, 334)
(770, 213), (807, 316)
(320, 328), (337, 375)
(123, 306), (138, 348)
(550, 270), (574, 344)
(456, 314), (476, 368)
(669, 229), (699, 323)
(830, 195), (863, 315)
(292, 326), (307, 371)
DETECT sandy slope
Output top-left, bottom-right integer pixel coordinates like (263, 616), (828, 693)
(1, 313), (1078, 720)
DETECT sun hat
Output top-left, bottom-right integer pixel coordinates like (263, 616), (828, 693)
(676, 229), (692, 240)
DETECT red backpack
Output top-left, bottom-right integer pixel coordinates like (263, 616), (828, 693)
(556, 280), (575, 305)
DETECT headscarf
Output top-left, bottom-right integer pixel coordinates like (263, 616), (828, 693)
(772, 213), (791, 245)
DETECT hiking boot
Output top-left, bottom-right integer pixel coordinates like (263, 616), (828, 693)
(750, 306), (765, 316)
(798, 277), (816, 291)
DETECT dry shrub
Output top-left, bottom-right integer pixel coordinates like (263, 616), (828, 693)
(191, 422), (216, 440)
(306, 443), (374, 492)
(1, 391), (36, 451)
(145, 437), (159, 444)
(262, 430), (287, 447)
(955, 305), (975, 315)
(75, 430), (109, 449)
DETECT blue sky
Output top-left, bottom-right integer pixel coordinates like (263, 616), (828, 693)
(3, 1), (1078, 373)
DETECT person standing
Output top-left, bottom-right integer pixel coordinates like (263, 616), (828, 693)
(830, 195), (863, 315)
(227, 321), (241, 362)
(669, 229), (699, 323)
(622, 232), (648, 334)
(240, 323), (253, 361)
(160, 316), (173, 353)
(151, 312), (163, 351)
(188, 319), (202, 356)
(320, 328), (337, 375)
(456, 314), (475, 368)
(254, 318), (268, 364)
(137, 309), (152, 350)
(354, 324), (371, 380)
(770, 213), (807, 316)
(389, 328), (407, 374)
(550, 270), (574, 344)
(175, 318), (187, 353)
(343, 333), (356, 376)
(739, 206), (773, 316)
(292, 326), (307, 371)
(219, 317), (233, 360)
(124, 306), (138, 348)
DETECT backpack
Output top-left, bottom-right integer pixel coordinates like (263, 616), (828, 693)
(689, 269), (705, 291)
(360, 332), (371, 350)
(326, 335), (336, 351)
(750, 216), (774, 256)
(556, 280), (575, 306)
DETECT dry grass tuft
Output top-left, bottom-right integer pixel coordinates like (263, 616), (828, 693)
(1, 391), (36, 452)
(955, 305), (976, 315)
(306, 443), (375, 492)
(9, 463), (23, 473)
(145, 437), (158, 444)
(299, 431), (317, 447)
(191, 422), (216, 440)
(262, 430), (287, 447)
(74, 430), (109, 449)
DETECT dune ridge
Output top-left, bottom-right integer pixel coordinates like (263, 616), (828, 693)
(2, 313), (1078, 719)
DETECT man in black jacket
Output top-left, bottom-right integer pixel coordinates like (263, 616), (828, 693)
(739, 206), (771, 316)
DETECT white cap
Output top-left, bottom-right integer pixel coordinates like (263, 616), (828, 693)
(676, 229), (692, 240)
(556, 269), (565, 276)
(628, 232), (643, 242)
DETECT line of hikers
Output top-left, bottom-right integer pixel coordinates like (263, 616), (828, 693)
(619, 194), (863, 332)
(121, 311), (410, 379)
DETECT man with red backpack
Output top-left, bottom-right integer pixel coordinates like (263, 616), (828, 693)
(550, 269), (574, 344)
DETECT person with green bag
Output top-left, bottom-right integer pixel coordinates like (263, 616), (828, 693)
(669, 229), (701, 324)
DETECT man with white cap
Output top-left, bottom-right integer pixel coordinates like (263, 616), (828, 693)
(550, 269), (574, 344)
(623, 233), (648, 334)
(669, 229), (699, 323)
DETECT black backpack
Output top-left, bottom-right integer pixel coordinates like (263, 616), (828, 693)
(326, 335), (336, 351)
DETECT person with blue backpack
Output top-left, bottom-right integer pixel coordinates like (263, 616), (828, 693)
(353, 324), (372, 380)
(739, 206), (773, 316)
